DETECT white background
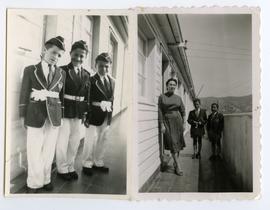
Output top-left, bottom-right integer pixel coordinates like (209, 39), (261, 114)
(0, 0), (269, 209)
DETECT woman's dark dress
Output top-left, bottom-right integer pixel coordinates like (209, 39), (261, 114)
(158, 92), (186, 153)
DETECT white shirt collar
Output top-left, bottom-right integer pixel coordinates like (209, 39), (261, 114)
(42, 60), (55, 71)
(98, 72), (108, 82)
(41, 61), (50, 78)
(212, 111), (218, 115)
(74, 65), (82, 74)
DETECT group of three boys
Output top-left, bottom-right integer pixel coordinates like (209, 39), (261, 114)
(19, 36), (115, 193)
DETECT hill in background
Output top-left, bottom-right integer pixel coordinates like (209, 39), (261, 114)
(200, 95), (252, 114)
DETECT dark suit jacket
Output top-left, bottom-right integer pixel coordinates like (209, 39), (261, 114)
(60, 63), (91, 119)
(86, 73), (115, 126)
(19, 62), (66, 128)
(187, 109), (207, 138)
(207, 112), (224, 140)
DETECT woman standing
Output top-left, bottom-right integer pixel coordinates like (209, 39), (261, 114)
(158, 78), (186, 176)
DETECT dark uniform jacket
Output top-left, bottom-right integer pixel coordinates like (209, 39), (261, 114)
(86, 73), (115, 126)
(207, 112), (224, 140)
(19, 62), (66, 128)
(60, 63), (91, 119)
(187, 109), (207, 138)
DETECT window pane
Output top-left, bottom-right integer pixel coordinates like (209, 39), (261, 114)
(138, 75), (146, 97)
(138, 36), (145, 55)
(72, 16), (94, 71)
(138, 52), (147, 76)
(109, 35), (118, 78)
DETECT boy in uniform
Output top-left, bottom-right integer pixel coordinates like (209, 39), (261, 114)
(82, 53), (115, 175)
(19, 36), (66, 193)
(56, 40), (91, 180)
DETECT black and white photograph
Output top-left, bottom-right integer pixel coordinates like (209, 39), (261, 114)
(3, 7), (261, 201)
(136, 12), (260, 199)
(5, 9), (130, 195)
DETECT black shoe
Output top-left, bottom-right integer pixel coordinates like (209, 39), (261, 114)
(160, 162), (168, 172)
(196, 153), (201, 159)
(26, 186), (42, 193)
(57, 172), (72, 181)
(93, 165), (109, 173)
(192, 154), (196, 159)
(209, 155), (216, 161)
(69, 171), (79, 180)
(43, 182), (53, 191)
(216, 155), (222, 161)
(82, 167), (93, 176)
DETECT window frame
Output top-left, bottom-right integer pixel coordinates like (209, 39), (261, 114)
(138, 30), (157, 105)
(109, 28), (118, 78)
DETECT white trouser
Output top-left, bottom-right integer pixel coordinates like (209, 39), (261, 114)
(56, 118), (82, 173)
(82, 118), (110, 168)
(26, 119), (59, 189)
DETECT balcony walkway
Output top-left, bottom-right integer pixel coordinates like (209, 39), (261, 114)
(147, 134), (239, 192)
(11, 109), (127, 194)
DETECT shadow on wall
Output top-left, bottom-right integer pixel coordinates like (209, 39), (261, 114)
(222, 113), (253, 192)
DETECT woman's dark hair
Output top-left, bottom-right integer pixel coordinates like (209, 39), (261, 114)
(166, 78), (178, 86)
(211, 103), (219, 109)
(193, 98), (201, 106)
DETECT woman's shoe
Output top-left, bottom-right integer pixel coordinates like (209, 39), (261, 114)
(173, 162), (183, 176)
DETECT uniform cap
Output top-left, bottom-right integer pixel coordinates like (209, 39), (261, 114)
(95, 52), (112, 64)
(71, 40), (88, 53)
(45, 36), (65, 51)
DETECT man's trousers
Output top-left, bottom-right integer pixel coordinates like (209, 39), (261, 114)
(56, 118), (82, 173)
(82, 118), (110, 168)
(26, 119), (59, 189)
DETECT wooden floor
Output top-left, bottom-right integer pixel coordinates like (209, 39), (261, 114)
(147, 134), (239, 193)
(12, 109), (127, 194)
(198, 138), (241, 192)
(148, 135), (199, 192)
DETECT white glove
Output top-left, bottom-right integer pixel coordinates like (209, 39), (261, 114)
(100, 101), (107, 112)
(104, 101), (112, 112)
(100, 101), (112, 112)
(31, 88), (47, 101)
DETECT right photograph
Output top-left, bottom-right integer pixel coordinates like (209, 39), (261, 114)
(137, 14), (254, 193)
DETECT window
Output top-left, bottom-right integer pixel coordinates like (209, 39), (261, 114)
(138, 35), (147, 97)
(72, 16), (94, 71)
(108, 31), (118, 78)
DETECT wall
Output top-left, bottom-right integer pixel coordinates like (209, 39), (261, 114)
(222, 113), (253, 191)
(7, 14), (45, 180)
(138, 39), (162, 189)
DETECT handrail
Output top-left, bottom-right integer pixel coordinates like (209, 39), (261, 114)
(223, 112), (252, 117)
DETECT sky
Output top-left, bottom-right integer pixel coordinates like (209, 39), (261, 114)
(178, 14), (252, 98)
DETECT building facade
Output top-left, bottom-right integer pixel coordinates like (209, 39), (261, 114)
(137, 14), (195, 190)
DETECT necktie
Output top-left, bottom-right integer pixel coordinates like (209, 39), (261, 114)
(196, 110), (199, 117)
(47, 64), (54, 85)
(77, 68), (81, 79)
(103, 77), (111, 96)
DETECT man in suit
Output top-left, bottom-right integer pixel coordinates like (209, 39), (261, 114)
(56, 40), (91, 181)
(82, 53), (115, 175)
(207, 103), (224, 161)
(19, 36), (66, 193)
(187, 98), (207, 159)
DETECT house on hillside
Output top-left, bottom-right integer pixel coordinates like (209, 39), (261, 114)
(137, 14), (196, 191)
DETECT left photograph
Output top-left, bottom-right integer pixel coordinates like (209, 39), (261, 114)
(5, 9), (130, 195)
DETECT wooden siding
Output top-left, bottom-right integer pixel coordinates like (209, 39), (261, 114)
(138, 42), (162, 188)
